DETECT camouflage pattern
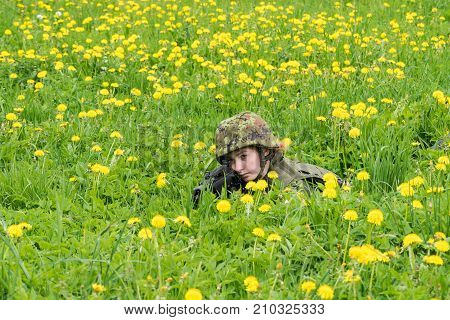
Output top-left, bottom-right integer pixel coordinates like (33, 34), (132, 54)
(192, 152), (341, 207)
(268, 152), (343, 192)
(215, 111), (279, 163)
(213, 111), (342, 193)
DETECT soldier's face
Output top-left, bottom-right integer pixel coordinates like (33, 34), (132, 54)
(229, 147), (269, 182)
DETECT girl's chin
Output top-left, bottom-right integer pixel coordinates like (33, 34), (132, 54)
(242, 174), (256, 182)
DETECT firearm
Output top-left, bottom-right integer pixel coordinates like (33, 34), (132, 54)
(192, 165), (246, 208)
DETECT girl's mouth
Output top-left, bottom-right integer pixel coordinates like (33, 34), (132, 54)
(240, 173), (249, 180)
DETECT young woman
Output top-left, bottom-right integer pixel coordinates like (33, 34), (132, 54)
(193, 111), (342, 205)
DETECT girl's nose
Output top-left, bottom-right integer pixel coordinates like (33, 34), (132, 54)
(234, 159), (244, 172)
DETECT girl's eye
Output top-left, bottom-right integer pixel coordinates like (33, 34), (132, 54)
(240, 154), (246, 160)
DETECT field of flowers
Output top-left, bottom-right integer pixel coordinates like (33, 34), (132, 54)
(0, 0), (448, 300)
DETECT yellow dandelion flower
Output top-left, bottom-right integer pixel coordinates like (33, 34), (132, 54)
(397, 183), (415, 197)
(91, 145), (102, 152)
(7, 225), (24, 238)
(127, 217), (141, 226)
(37, 70), (47, 78)
(258, 204), (271, 213)
(386, 120), (397, 126)
(151, 215), (166, 229)
(423, 255), (443, 266)
(99, 89), (109, 96)
(54, 61), (64, 70)
(267, 171), (278, 179)
(432, 90), (445, 100)
(92, 283), (106, 293)
(34, 150), (45, 157)
(71, 135), (80, 142)
(244, 276), (259, 292)
(322, 173), (337, 183)
(367, 209), (383, 226)
(110, 131), (123, 139)
(114, 148), (124, 156)
(153, 91), (163, 99)
(156, 173), (167, 188)
(126, 156), (138, 162)
(332, 108), (350, 120)
(156, 179), (167, 188)
(343, 210), (358, 221)
(171, 140), (183, 148)
(300, 280), (316, 293)
(194, 141), (206, 150)
(434, 232), (446, 240)
(343, 270), (361, 283)
(78, 111), (87, 118)
(434, 240), (449, 252)
(240, 194), (254, 204)
(6, 113), (18, 121)
(185, 288), (202, 300)
(90, 163), (110, 175)
(253, 179), (268, 191)
(130, 88), (142, 96)
(348, 127), (361, 138)
(138, 228), (153, 240)
(412, 200), (423, 209)
(385, 250), (396, 258)
(349, 244), (390, 264)
(86, 110), (97, 118)
(267, 233), (281, 242)
(245, 181), (256, 190)
(403, 233), (423, 247)
(280, 137), (292, 148)
(174, 215), (192, 227)
(17, 222), (32, 231)
(317, 284), (334, 300)
(356, 170), (370, 181)
(56, 104), (67, 112)
(252, 227), (265, 238)
(437, 156), (449, 164)
(216, 200), (231, 213)
(322, 187), (337, 199)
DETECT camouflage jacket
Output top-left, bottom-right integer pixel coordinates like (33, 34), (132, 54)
(192, 152), (343, 207)
(268, 152), (342, 193)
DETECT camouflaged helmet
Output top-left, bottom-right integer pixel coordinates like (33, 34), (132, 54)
(215, 111), (279, 164)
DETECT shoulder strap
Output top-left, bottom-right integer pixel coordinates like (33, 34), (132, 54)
(296, 162), (343, 186)
(296, 163), (329, 179)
